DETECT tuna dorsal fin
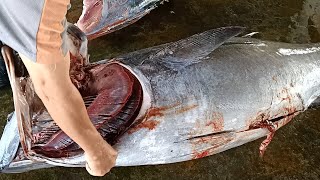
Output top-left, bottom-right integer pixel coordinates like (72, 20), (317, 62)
(120, 26), (245, 70)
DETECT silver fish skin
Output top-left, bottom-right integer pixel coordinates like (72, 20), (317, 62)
(1, 26), (320, 172)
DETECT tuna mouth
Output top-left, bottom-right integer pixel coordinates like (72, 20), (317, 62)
(1, 46), (144, 159)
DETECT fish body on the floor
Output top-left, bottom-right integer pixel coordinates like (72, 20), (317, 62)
(1, 26), (320, 173)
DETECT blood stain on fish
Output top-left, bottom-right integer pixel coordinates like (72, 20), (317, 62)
(127, 103), (195, 134)
(146, 108), (165, 118)
(194, 150), (210, 159)
(206, 112), (224, 131)
(145, 103), (182, 118)
(128, 120), (160, 134)
(175, 104), (198, 114)
(190, 135), (233, 160)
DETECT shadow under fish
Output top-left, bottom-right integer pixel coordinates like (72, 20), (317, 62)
(0, 25), (320, 173)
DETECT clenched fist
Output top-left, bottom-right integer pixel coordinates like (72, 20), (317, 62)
(85, 139), (118, 176)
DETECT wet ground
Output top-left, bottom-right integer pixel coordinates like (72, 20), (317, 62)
(1, 0), (320, 179)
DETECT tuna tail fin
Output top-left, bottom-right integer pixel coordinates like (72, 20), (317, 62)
(119, 26), (245, 71)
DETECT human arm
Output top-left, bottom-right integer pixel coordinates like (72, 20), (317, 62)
(20, 53), (117, 176)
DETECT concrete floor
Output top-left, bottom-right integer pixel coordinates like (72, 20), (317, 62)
(1, 0), (320, 179)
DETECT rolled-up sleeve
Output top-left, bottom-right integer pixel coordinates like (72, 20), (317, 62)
(36, 0), (70, 64)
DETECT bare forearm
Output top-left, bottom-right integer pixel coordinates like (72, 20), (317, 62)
(20, 53), (117, 176)
(20, 53), (108, 154)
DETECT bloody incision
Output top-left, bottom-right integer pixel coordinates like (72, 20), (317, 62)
(249, 120), (276, 157)
(31, 63), (143, 158)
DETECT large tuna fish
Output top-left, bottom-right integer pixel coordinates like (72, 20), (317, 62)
(0, 25), (320, 173)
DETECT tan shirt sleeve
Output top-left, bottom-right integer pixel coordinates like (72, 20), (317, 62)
(36, 0), (70, 64)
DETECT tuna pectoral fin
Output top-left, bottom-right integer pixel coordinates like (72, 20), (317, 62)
(159, 26), (245, 70)
(120, 26), (245, 70)
(163, 26), (245, 57)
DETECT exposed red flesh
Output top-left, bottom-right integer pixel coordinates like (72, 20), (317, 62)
(86, 63), (134, 116)
(77, 0), (103, 34)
